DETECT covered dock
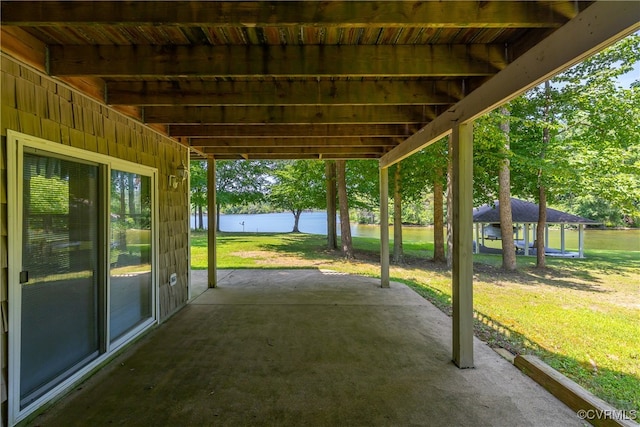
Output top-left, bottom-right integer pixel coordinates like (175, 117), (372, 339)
(473, 198), (599, 258)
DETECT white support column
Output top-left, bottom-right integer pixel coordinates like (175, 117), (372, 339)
(560, 224), (566, 254)
(452, 122), (474, 369)
(380, 165), (390, 288)
(524, 223), (530, 256)
(545, 225), (550, 250)
(207, 157), (217, 288)
(578, 224), (585, 258)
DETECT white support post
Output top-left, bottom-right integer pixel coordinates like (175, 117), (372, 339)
(380, 165), (390, 288)
(560, 224), (565, 254)
(452, 122), (474, 369)
(545, 225), (550, 250)
(207, 157), (217, 288)
(578, 224), (585, 258)
(524, 223), (530, 256)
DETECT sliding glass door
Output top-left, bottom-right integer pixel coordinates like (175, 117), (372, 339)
(8, 132), (158, 423)
(19, 152), (101, 408)
(109, 171), (152, 342)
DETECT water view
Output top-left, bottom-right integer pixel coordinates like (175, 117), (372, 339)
(192, 211), (640, 252)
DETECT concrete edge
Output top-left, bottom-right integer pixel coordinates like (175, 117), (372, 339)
(514, 355), (639, 427)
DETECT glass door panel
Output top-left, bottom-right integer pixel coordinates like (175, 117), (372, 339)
(20, 153), (100, 408)
(109, 171), (152, 342)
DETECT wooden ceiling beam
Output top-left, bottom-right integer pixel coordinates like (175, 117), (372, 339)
(210, 153), (381, 160)
(189, 137), (397, 148)
(48, 44), (506, 78)
(1, 1), (573, 27)
(169, 124), (420, 138)
(202, 146), (386, 155)
(106, 80), (461, 106)
(144, 105), (437, 125)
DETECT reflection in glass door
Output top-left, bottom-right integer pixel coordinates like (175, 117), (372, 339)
(20, 153), (100, 408)
(109, 171), (152, 342)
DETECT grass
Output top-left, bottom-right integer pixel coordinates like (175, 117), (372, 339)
(191, 230), (640, 412)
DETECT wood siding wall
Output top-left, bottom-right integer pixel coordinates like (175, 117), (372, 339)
(0, 54), (191, 418)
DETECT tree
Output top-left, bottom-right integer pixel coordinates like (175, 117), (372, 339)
(215, 160), (273, 231)
(392, 163), (403, 263)
(337, 160), (355, 259)
(325, 160), (338, 249)
(498, 107), (516, 271)
(269, 160), (326, 232)
(189, 160), (208, 230)
(552, 34), (640, 226)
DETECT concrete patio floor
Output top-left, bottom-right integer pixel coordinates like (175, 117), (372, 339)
(31, 269), (583, 426)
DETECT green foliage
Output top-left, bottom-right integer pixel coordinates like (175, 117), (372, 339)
(473, 34), (640, 226)
(346, 159), (380, 210)
(190, 160), (208, 212)
(269, 160), (327, 214)
(29, 175), (69, 214)
(215, 160), (274, 208)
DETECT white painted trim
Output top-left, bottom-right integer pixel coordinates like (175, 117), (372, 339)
(6, 130), (159, 426)
(7, 131), (25, 427)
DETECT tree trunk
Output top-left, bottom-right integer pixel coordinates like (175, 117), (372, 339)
(325, 161), (338, 249)
(537, 186), (547, 268)
(433, 167), (446, 263)
(118, 172), (127, 249)
(292, 209), (302, 232)
(336, 160), (355, 259)
(446, 136), (454, 268)
(198, 204), (203, 230)
(393, 164), (404, 263)
(128, 173), (136, 217)
(537, 81), (551, 269)
(498, 107), (517, 271)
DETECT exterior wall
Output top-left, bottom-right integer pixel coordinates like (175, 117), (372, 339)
(0, 54), (191, 421)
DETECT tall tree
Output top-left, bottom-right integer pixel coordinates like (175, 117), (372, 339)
(269, 160), (326, 232)
(446, 136), (454, 268)
(536, 81), (552, 268)
(336, 160), (355, 259)
(392, 163), (403, 263)
(433, 164), (446, 263)
(498, 107), (516, 271)
(325, 160), (338, 249)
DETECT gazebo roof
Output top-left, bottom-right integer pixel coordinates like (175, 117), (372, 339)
(473, 198), (599, 224)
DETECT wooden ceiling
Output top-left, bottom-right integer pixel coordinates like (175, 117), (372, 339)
(1, 1), (595, 160)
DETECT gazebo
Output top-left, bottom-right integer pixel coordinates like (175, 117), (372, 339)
(472, 198), (599, 258)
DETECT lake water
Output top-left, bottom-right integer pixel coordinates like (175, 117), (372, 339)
(192, 211), (640, 252)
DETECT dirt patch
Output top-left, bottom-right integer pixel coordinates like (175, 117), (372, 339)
(231, 251), (324, 267)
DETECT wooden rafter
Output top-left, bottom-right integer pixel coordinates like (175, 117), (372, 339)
(168, 124), (420, 138)
(1, 1), (575, 27)
(106, 80), (462, 106)
(48, 45), (507, 78)
(201, 146), (386, 155)
(189, 137), (398, 148)
(143, 105), (437, 125)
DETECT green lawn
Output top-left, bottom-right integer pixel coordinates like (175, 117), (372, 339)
(191, 231), (640, 412)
